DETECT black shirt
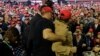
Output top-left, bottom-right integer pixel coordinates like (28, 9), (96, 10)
(34, 18), (55, 56)
(28, 15), (55, 56)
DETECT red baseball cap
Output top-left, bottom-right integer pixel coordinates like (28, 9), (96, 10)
(42, 6), (52, 13)
(60, 9), (71, 20)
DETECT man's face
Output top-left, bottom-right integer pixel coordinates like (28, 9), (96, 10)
(11, 22), (16, 27)
(46, 12), (53, 20)
(76, 29), (81, 35)
(87, 13), (91, 17)
(24, 19), (29, 24)
(94, 19), (98, 24)
(12, 17), (17, 21)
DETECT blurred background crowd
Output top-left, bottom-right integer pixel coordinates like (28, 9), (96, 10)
(0, 0), (100, 56)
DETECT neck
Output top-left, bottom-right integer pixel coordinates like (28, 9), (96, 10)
(58, 18), (69, 23)
(42, 15), (50, 20)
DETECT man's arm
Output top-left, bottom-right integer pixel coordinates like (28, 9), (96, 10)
(43, 28), (66, 41)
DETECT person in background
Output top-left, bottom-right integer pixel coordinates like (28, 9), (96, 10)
(4, 9), (11, 24)
(12, 1), (18, 5)
(93, 32), (100, 56)
(84, 28), (94, 51)
(21, 13), (30, 34)
(82, 28), (95, 56)
(0, 27), (20, 56)
(3, 27), (23, 56)
(9, 21), (16, 28)
(69, 16), (78, 33)
(21, 13), (30, 53)
(11, 16), (18, 23)
(94, 32), (100, 48)
(89, 19), (100, 37)
(15, 19), (21, 35)
(73, 26), (86, 56)
(0, 17), (8, 36)
(26, 0), (31, 6)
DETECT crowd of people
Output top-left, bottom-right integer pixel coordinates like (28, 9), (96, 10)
(0, 0), (100, 56)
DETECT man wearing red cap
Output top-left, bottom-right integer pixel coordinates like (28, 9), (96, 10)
(27, 5), (65, 56)
(52, 9), (77, 56)
(60, 9), (71, 20)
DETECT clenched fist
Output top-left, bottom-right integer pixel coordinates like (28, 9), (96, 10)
(71, 46), (77, 53)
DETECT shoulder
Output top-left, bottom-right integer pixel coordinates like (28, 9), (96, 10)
(54, 20), (64, 25)
(0, 41), (9, 48)
(0, 41), (11, 52)
(37, 19), (55, 32)
(37, 19), (54, 26)
(30, 14), (42, 22)
(0, 41), (14, 56)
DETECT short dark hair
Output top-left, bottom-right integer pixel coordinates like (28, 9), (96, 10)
(4, 27), (20, 42)
(39, 5), (47, 12)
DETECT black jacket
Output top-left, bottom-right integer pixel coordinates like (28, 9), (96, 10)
(88, 23), (100, 37)
(26, 14), (43, 56)
(73, 34), (86, 56)
(0, 40), (14, 56)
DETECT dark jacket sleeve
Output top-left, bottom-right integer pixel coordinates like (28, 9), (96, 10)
(0, 41), (14, 56)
